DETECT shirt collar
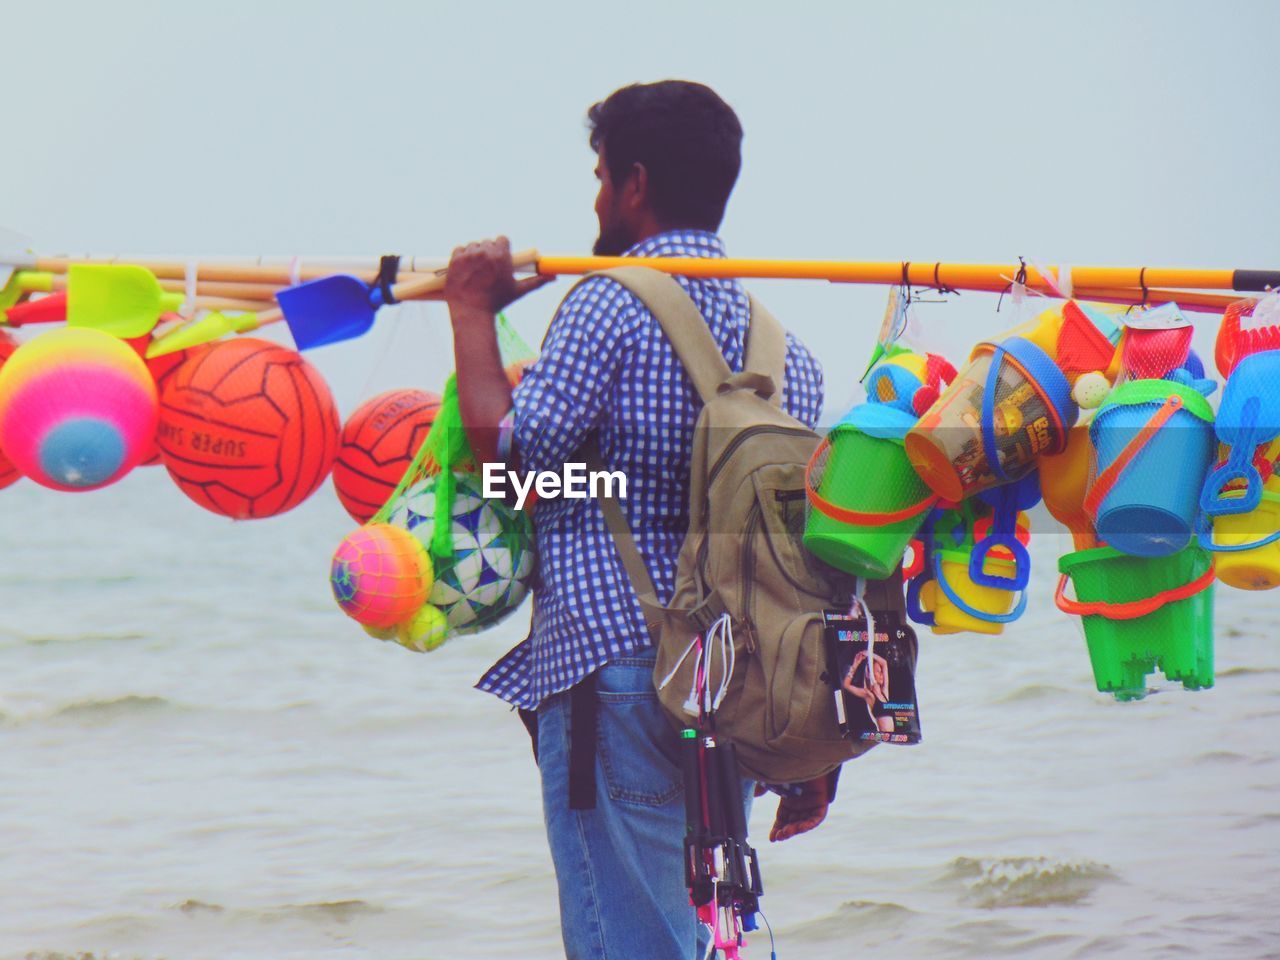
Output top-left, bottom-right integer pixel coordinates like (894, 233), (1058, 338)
(623, 229), (726, 260)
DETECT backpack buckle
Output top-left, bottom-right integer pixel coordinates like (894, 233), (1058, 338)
(687, 593), (726, 634)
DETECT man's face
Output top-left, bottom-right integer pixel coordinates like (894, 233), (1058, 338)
(592, 145), (635, 257)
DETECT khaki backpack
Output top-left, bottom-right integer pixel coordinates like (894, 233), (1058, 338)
(585, 267), (907, 784)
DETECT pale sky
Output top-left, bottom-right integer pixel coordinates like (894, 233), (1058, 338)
(3, 0), (1277, 419)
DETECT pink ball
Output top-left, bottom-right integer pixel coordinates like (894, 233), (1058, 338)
(330, 523), (434, 629)
(0, 327), (158, 491)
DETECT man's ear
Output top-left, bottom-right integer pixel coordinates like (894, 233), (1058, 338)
(624, 162), (648, 212)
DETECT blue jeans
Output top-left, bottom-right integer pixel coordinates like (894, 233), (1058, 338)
(537, 649), (748, 960)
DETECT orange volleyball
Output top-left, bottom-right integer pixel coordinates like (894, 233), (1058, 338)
(157, 337), (340, 519)
(333, 388), (442, 523)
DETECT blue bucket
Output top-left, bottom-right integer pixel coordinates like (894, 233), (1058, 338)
(1089, 380), (1216, 557)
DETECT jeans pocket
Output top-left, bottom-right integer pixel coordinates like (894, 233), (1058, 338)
(595, 656), (683, 808)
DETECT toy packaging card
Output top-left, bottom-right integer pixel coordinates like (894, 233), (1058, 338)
(822, 610), (922, 745)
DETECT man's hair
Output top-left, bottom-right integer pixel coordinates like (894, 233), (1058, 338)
(588, 81), (742, 232)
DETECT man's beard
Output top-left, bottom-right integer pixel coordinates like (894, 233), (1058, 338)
(593, 224), (635, 257)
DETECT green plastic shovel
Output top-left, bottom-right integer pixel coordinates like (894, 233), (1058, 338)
(0, 270), (54, 313)
(67, 263), (184, 338)
(147, 310), (261, 358)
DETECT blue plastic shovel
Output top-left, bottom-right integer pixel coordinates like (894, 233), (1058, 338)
(1202, 350), (1280, 516)
(277, 248), (539, 349)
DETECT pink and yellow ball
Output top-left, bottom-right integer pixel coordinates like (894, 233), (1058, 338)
(0, 327), (158, 491)
(330, 523), (434, 629)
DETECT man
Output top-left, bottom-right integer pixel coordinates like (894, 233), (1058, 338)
(445, 80), (834, 959)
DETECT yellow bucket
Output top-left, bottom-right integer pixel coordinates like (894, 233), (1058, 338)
(1210, 489), (1280, 590)
(917, 548), (1021, 635)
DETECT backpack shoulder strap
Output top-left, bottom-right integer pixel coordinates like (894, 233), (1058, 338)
(581, 434), (660, 611)
(745, 295), (788, 409)
(593, 266), (731, 404)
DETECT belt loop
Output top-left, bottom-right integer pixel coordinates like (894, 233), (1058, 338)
(568, 673), (598, 810)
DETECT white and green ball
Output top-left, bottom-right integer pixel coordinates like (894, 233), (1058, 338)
(387, 473), (535, 634)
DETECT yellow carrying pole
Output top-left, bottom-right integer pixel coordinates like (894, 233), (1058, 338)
(1071, 286), (1242, 311)
(533, 256), (1279, 295)
(14, 254), (1279, 293)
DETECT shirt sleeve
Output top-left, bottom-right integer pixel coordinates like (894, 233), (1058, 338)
(782, 331), (825, 429)
(512, 278), (641, 473)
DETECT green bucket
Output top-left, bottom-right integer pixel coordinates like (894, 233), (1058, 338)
(804, 404), (933, 580)
(1056, 545), (1215, 701)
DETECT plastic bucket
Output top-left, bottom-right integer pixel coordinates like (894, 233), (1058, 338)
(1088, 380), (1215, 558)
(905, 337), (1076, 502)
(1056, 545), (1215, 700)
(804, 404), (934, 579)
(917, 548), (1021, 635)
(1205, 489), (1280, 590)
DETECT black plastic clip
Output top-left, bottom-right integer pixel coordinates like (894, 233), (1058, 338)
(376, 255), (400, 305)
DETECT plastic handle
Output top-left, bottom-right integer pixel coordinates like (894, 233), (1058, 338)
(805, 438), (938, 526)
(680, 731), (705, 835)
(1200, 461), (1264, 517)
(902, 538), (925, 581)
(1201, 397), (1264, 517)
(980, 346), (1008, 482)
(905, 575), (936, 627)
(968, 532), (1032, 591)
(1084, 395), (1184, 519)
(932, 553), (1028, 625)
(1195, 510), (1280, 554)
(15, 270), (54, 293)
(5, 290), (67, 326)
(1055, 561), (1215, 621)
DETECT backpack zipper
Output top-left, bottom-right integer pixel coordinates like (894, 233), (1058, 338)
(697, 428), (790, 580)
(760, 515), (841, 600)
(741, 504), (761, 653)
(706, 425), (815, 487)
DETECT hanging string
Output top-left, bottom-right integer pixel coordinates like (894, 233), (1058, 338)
(996, 256), (1028, 313)
(900, 259), (960, 306)
(932, 261), (959, 297)
(1125, 267), (1151, 317)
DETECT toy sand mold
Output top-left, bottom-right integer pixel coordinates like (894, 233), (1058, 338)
(905, 337), (1077, 502)
(1056, 545), (1215, 701)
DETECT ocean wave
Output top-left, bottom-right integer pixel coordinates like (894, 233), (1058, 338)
(782, 900), (917, 941)
(174, 898), (225, 914)
(941, 856), (1117, 908)
(4, 573), (141, 586)
(0, 695), (186, 727)
(1192, 750), (1250, 765)
(170, 898), (383, 924)
(3, 631), (149, 648)
(1229, 811), (1280, 830)
(52, 695), (178, 720)
(1216, 665), (1280, 678)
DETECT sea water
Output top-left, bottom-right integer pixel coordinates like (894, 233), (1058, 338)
(2, 470), (1278, 959)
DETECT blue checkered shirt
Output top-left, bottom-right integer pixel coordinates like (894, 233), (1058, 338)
(476, 230), (824, 710)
